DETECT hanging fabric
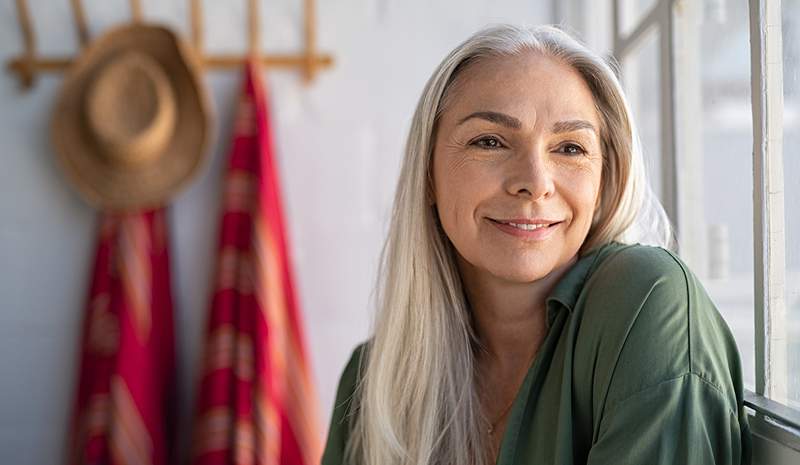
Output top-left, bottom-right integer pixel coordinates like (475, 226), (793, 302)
(191, 60), (322, 465)
(69, 209), (177, 465)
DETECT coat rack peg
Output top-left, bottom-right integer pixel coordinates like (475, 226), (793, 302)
(303, 0), (317, 83)
(130, 0), (143, 23)
(10, 0), (35, 89)
(190, 0), (204, 56)
(70, 0), (90, 47)
(248, 0), (260, 58)
(7, 0), (335, 89)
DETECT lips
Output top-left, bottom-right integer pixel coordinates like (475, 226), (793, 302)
(488, 217), (562, 239)
(489, 218), (562, 227)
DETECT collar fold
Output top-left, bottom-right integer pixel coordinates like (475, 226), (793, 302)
(545, 241), (624, 326)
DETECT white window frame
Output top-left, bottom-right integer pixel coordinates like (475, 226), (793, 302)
(555, 0), (800, 462)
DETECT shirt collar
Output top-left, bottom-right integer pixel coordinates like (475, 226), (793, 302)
(545, 242), (618, 324)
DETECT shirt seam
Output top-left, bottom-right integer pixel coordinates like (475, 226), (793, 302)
(658, 250), (731, 395)
(663, 248), (694, 377)
(601, 371), (739, 424)
(590, 245), (695, 439)
(597, 247), (739, 436)
(591, 246), (664, 431)
(652, 249), (727, 403)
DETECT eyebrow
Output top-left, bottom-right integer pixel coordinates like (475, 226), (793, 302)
(457, 111), (597, 135)
(457, 111), (522, 129)
(552, 119), (597, 135)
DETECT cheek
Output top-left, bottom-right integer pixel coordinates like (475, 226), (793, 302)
(435, 170), (476, 230)
(432, 156), (494, 236)
(557, 162), (602, 220)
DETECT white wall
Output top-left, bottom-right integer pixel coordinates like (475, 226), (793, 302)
(0, 1), (552, 463)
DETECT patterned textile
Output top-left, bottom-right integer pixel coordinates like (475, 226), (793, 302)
(69, 210), (176, 465)
(191, 61), (322, 465)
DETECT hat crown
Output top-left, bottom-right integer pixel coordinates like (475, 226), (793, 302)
(51, 23), (211, 210)
(85, 51), (177, 166)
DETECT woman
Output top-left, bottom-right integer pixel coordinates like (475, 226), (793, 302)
(321, 24), (752, 465)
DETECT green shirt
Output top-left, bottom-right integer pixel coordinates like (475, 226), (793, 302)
(321, 241), (753, 464)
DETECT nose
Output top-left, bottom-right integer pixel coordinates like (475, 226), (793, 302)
(505, 148), (555, 201)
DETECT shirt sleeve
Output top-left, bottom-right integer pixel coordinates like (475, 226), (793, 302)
(582, 245), (752, 465)
(321, 343), (366, 465)
(585, 372), (748, 464)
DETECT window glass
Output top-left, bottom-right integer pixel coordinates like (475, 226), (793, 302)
(620, 28), (662, 202)
(619, 0), (660, 36)
(782, 0), (800, 410)
(672, 0), (756, 391)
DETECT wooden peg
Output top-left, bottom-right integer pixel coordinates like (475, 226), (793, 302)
(70, 0), (90, 47)
(6, 0), (335, 89)
(190, 0), (204, 54)
(11, 0), (35, 88)
(130, 0), (142, 23)
(248, 0), (259, 57)
(303, 0), (318, 83)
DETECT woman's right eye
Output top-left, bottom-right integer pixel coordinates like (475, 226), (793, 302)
(470, 136), (505, 150)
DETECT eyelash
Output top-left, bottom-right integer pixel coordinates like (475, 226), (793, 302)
(471, 136), (505, 150)
(469, 136), (587, 155)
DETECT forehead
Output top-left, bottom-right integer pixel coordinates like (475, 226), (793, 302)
(444, 52), (600, 127)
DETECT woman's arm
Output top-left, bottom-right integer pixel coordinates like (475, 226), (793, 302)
(586, 371), (749, 464)
(583, 246), (752, 465)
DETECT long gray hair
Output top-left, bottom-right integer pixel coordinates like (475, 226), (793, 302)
(346, 24), (672, 465)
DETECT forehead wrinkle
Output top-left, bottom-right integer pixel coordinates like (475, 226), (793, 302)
(440, 53), (602, 136)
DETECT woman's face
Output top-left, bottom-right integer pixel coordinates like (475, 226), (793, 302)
(431, 52), (604, 285)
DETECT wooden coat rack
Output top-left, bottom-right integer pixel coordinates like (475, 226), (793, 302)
(7, 0), (334, 89)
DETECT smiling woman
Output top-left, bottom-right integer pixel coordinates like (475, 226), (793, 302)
(432, 52), (604, 292)
(321, 24), (752, 465)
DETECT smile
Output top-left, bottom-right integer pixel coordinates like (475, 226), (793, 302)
(488, 218), (562, 240)
(504, 222), (550, 231)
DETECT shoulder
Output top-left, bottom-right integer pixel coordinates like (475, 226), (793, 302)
(334, 341), (369, 411)
(589, 242), (688, 291)
(577, 243), (742, 411)
(579, 243), (690, 334)
(321, 341), (370, 464)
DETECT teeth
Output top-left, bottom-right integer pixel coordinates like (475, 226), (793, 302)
(507, 222), (550, 230)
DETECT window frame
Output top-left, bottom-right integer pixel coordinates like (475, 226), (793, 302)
(555, 0), (800, 460)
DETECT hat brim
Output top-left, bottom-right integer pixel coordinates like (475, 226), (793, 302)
(51, 23), (212, 210)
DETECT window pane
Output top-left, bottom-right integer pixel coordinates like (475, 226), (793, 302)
(619, 0), (659, 36)
(783, 0), (800, 411)
(620, 28), (662, 202)
(672, 0), (756, 391)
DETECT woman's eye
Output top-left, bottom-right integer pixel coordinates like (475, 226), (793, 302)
(471, 136), (504, 150)
(557, 143), (586, 155)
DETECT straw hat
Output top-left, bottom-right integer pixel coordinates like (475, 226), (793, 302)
(51, 23), (212, 210)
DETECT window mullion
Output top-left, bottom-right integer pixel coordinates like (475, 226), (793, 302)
(669, 0), (708, 278)
(613, 0), (680, 227)
(749, 0), (788, 402)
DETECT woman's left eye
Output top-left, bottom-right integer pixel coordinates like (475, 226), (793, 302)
(470, 136), (505, 150)
(556, 143), (586, 155)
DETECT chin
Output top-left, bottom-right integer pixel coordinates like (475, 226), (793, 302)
(490, 264), (555, 284)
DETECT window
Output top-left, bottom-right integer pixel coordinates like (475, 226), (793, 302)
(558, 0), (800, 461)
(782, 0), (800, 414)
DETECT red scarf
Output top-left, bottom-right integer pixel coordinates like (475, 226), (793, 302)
(191, 61), (322, 465)
(69, 209), (176, 465)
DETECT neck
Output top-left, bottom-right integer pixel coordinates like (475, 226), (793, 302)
(459, 255), (576, 370)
